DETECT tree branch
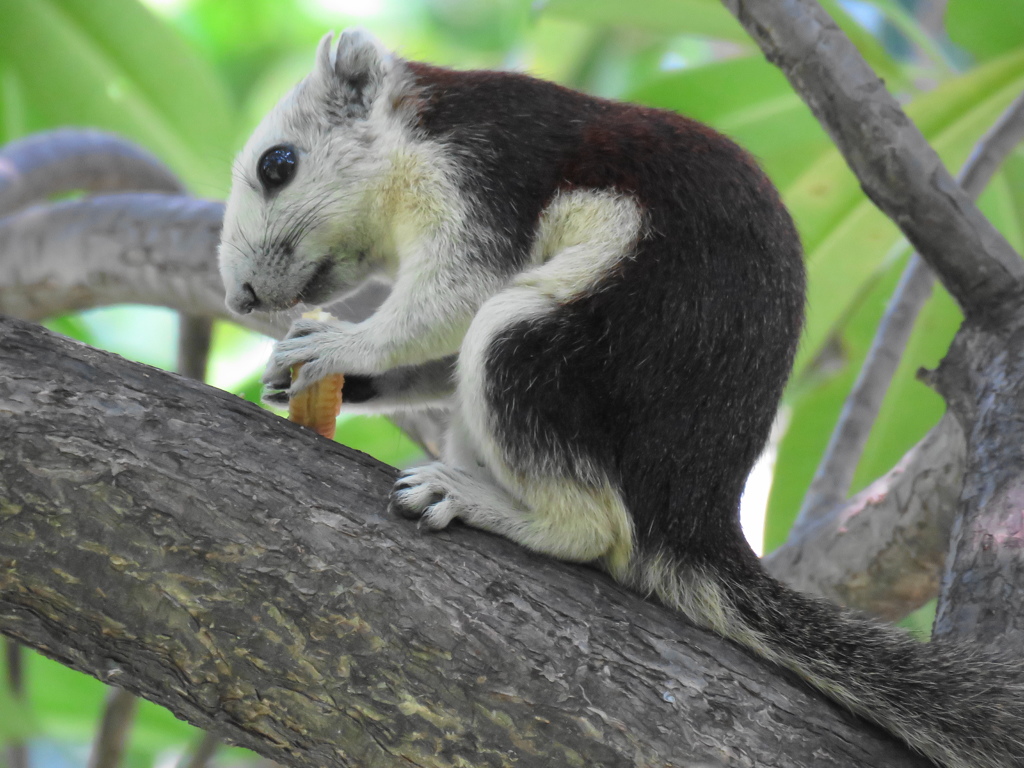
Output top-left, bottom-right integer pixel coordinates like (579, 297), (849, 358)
(88, 688), (138, 768)
(767, 413), (965, 620)
(723, 0), (1024, 648)
(933, 324), (1024, 645)
(0, 315), (928, 768)
(796, 89), (1024, 530)
(0, 129), (185, 216)
(722, 0), (1024, 321)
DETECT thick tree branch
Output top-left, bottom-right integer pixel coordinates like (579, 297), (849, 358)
(722, 0), (1024, 322)
(933, 324), (1024, 645)
(0, 315), (928, 768)
(0, 194), (268, 332)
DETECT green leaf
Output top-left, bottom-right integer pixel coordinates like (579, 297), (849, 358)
(0, 0), (236, 196)
(44, 313), (99, 346)
(999, 148), (1024, 253)
(898, 599), (936, 639)
(628, 55), (831, 187)
(425, 0), (532, 53)
(539, 0), (903, 83)
(947, 0), (1024, 63)
(24, 649), (106, 743)
(538, 0), (747, 42)
(179, 0), (335, 104)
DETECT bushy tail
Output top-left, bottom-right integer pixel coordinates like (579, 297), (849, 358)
(639, 553), (1024, 768)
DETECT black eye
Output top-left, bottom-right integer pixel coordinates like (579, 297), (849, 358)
(257, 145), (298, 191)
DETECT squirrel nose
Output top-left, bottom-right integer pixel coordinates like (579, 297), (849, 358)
(227, 282), (260, 314)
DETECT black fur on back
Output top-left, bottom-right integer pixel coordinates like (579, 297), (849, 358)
(406, 62), (804, 567)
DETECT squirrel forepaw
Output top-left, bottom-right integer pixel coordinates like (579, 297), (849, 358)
(261, 317), (361, 397)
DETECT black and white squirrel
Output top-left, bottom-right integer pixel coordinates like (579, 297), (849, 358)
(219, 29), (1024, 768)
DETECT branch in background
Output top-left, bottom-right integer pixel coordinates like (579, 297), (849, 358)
(177, 732), (221, 768)
(87, 689), (138, 768)
(4, 639), (27, 768)
(178, 315), (214, 383)
(0, 193), (240, 327)
(0, 129), (185, 217)
(0, 316), (928, 768)
(767, 413), (965, 620)
(721, 0), (1024, 321)
(795, 90), (1024, 531)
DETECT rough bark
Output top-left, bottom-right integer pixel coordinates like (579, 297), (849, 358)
(0, 315), (928, 768)
(933, 323), (1024, 646)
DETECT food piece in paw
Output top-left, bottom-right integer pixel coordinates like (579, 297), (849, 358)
(287, 310), (344, 438)
(288, 365), (344, 438)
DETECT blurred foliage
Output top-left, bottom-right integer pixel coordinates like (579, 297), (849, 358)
(0, 0), (235, 197)
(947, 0), (1024, 62)
(1, 0), (1023, 765)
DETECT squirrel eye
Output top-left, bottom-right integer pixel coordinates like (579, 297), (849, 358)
(257, 145), (298, 191)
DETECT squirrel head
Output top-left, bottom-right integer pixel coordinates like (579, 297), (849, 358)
(219, 29), (408, 314)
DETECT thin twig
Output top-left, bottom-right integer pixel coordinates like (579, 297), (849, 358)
(177, 731), (220, 768)
(4, 639), (27, 768)
(178, 315), (214, 382)
(87, 688), (138, 768)
(794, 89), (1024, 532)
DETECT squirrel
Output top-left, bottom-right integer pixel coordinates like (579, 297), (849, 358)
(219, 29), (1024, 768)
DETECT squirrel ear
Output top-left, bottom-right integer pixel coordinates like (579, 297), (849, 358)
(331, 28), (391, 118)
(313, 32), (335, 82)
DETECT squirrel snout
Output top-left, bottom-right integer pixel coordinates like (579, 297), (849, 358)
(227, 282), (261, 314)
